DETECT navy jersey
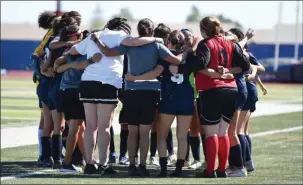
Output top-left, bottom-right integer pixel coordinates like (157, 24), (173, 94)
(158, 50), (190, 85)
(235, 73), (247, 93)
(246, 52), (259, 92)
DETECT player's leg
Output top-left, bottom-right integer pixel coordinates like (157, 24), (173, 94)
(149, 111), (160, 167)
(108, 125), (117, 164)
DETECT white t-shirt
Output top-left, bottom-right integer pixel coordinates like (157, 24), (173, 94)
(74, 28), (129, 88)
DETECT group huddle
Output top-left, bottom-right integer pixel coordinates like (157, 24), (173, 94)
(30, 10), (268, 178)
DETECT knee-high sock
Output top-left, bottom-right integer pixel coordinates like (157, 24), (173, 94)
(120, 129), (129, 157)
(205, 136), (219, 174)
(189, 136), (201, 161)
(218, 136), (230, 171)
(150, 132), (157, 157)
(109, 126), (115, 154)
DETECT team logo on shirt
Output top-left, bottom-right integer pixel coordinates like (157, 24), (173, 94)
(171, 74), (184, 84)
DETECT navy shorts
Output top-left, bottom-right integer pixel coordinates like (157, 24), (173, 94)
(37, 76), (52, 108)
(48, 76), (63, 112)
(158, 84), (195, 115)
(242, 89), (258, 112)
(60, 88), (85, 121)
(236, 92), (248, 110)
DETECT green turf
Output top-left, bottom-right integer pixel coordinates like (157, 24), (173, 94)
(1, 112), (302, 184)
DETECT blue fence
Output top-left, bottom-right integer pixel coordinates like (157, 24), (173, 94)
(1, 39), (303, 70)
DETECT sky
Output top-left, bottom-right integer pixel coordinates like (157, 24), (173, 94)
(1, 1), (302, 29)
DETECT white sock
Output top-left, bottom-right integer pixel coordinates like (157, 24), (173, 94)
(38, 128), (43, 157)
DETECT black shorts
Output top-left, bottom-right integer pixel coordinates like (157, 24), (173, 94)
(60, 88), (85, 121)
(79, 81), (118, 104)
(197, 87), (238, 125)
(123, 90), (160, 126)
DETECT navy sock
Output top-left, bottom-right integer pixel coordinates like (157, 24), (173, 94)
(229, 145), (244, 168)
(110, 126), (115, 153)
(159, 157), (167, 171)
(238, 135), (247, 165)
(42, 136), (52, 158)
(120, 129), (129, 157)
(166, 129), (174, 156)
(189, 136), (201, 161)
(71, 144), (83, 163)
(244, 136), (252, 162)
(176, 159), (185, 171)
(150, 132), (157, 157)
(246, 135), (252, 155)
(51, 135), (62, 161)
(201, 134), (206, 160)
(185, 133), (190, 162)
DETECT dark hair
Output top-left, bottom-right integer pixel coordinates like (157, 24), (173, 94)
(59, 25), (81, 41)
(61, 12), (69, 19)
(153, 23), (171, 39)
(104, 17), (131, 34)
(68, 11), (81, 17)
(53, 17), (77, 35)
(168, 30), (185, 50)
(82, 30), (90, 40)
(38, 11), (57, 30)
(200, 16), (221, 37)
(229, 28), (245, 41)
(137, 18), (154, 37)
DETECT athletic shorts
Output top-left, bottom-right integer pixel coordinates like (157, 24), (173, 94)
(242, 89), (258, 112)
(123, 90), (160, 126)
(79, 81), (118, 104)
(197, 87), (238, 125)
(48, 76), (63, 112)
(60, 88), (85, 121)
(37, 76), (52, 108)
(158, 84), (195, 115)
(236, 92), (248, 110)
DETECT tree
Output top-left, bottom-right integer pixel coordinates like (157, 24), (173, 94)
(91, 3), (105, 30)
(112, 8), (134, 21)
(217, 14), (243, 28)
(186, 5), (201, 23)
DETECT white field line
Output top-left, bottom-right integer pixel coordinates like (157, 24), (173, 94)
(1, 125), (302, 182)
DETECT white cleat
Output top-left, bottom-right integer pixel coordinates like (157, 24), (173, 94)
(227, 168), (248, 177)
(149, 157), (160, 167)
(167, 155), (177, 167)
(188, 160), (202, 170)
(198, 161), (207, 170)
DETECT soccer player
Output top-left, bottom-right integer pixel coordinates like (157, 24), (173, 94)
(177, 16), (250, 178)
(68, 17), (168, 175)
(91, 18), (189, 177)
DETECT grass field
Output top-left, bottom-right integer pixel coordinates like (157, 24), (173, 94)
(1, 76), (302, 184)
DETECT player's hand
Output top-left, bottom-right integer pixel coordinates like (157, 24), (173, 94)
(245, 74), (255, 82)
(261, 86), (268, 95)
(125, 74), (136, 82)
(169, 65), (179, 75)
(221, 73), (234, 79)
(217, 66), (229, 74)
(155, 38), (164, 44)
(90, 53), (102, 63)
(245, 28), (256, 40)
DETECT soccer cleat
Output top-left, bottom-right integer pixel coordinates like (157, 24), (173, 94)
(108, 152), (117, 164)
(169, 170), (182, 178)
(244, 160), (255, 172)
(37, 156), (44, 167)
(42, 157), (54, 168)
(158, 170), (168, 178)
(227, 168), (248, 177)
(128, 165), (141, 177)
(167, 154), (177, 166)
(188, 160), (202, 170)
(99, 165), (117, 176)
(138, 165), (150, 177)
(200, 161), (207, 170)
(216, 169), (227, 178)
(119, 155), (129, 165)
(149, 156), (160, 167)
(60, 163), (82, 173)
(53, 160), (63, 169)
(196, 169), (217, 178)
(83, 163), (99, 174)
(183, 160), (190, 168)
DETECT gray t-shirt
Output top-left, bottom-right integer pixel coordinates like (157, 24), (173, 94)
(60, 55), (86, 90)
(117, 42), (171, 90)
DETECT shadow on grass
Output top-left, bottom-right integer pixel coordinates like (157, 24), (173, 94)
(0, 161), (199, 179)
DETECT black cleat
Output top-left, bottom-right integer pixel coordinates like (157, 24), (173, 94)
(37, 156), (44, 167)
(138, 164), (150, 177)
(128, 165), (141, 177)
(98, 165), (117, 176)
(53, 160), (62, 169)
(42, 157), (54, 168)
(169, 170), (182, 178)
(158, 170), (168, 178)
(216, 169), (227, 178)
(84, 163), (99, 174)
(196, 169), (217, 178)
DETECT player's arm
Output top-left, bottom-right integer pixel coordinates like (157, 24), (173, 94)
(33, 29), (54, 57)
(201, 68), (234, 79)
(53, 55), (68, 72)
(255, 75), (267, 95)
(125, 65), (164, 82)
(49, 40), (81, 50)
(158, 43), (188, 65)
(120, 36), (164, 46)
